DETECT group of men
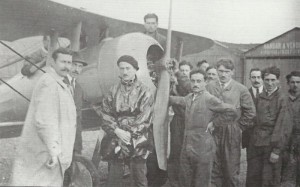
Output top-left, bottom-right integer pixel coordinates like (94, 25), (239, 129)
(9, 12), (300, 187)
(9, 13), (163, 187)
(167, 58), (300, 187)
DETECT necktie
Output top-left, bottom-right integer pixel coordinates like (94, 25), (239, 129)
(256, 88), (259, 98)
(63, 77), (74, 96)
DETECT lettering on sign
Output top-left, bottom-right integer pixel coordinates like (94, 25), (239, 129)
(260, 42), (300, 56)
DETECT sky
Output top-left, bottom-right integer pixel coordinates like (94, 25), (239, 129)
(53, 0), (300, 44)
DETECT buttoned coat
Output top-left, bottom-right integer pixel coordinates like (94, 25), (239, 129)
(11, 68), (77, 186)
(252, 88), (292, 153)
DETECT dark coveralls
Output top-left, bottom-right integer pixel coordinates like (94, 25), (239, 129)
(247, 89), (292, 187)
(168, 73), (192, 187)
(206, 80), (256, 187)
(170, 91), (237, 187)
(281, 92), (300, 187)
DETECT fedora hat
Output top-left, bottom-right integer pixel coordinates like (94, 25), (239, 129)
(73, 52), (87, 66)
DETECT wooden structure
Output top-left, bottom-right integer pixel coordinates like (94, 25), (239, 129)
(244, 27), (300, 91)
(182, 41), (246, 83)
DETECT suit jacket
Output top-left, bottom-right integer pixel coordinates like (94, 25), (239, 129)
(73, 81), (84, 153)
(249, 87), (255, 102)
(248, 87), (264, 106)
(242, 87), (262, 148)
(253, 88), (292, 154)
(64, 77), (84, 154)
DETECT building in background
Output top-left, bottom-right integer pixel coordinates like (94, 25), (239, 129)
(182, 41), (256, 83)
(244, 27), (300, 91)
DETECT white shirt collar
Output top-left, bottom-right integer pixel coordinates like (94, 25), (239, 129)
(67, 74), (72, 82)
(67, 74), (76, 88)
(252, 85), (263, 94)
(267, 87), (278, 96)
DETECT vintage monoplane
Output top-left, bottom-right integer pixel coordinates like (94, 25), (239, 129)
(0, 0), (214, 186)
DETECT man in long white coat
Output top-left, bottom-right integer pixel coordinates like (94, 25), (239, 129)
(10, 48), (77, 186)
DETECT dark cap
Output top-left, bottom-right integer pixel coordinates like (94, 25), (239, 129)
(73, 52), (87, 66)
(117, 55), (139, 70)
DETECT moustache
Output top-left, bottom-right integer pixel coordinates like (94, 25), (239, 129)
(254, 82), (260, 84)
(61, 69), (69, 72)
(193, 86), (199, 89)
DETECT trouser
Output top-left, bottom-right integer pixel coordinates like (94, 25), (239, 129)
(281, 153), (300, 187)
(211, 123), (241, 187)
(168, 115), (185, 187)
(246, 145), (282, 187)
(146, 151), (168, 187)
(106, 158), (148, 187)
(179, 132), (215, 187)
(281, 135), (300, 187)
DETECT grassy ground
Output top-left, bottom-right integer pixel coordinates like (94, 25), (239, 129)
(0, 131), (247, 186)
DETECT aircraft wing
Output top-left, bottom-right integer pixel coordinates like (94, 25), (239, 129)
(0, 0), (214, 57)
(0, 0), (106, 43)
(0, 0), (215, 141)
(104, 17), (214, 57)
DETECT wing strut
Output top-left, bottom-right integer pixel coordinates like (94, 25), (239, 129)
(0, 40), (46, 73)
(0, 78), (30, 102)
(0, 40), (46, 102)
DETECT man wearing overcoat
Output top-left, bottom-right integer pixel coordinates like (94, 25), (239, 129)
(247, 66), (292, 186)
(11, 48), (76, 186)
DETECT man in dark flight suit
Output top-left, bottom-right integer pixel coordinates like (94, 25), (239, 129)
(168, 60), (193, 187)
